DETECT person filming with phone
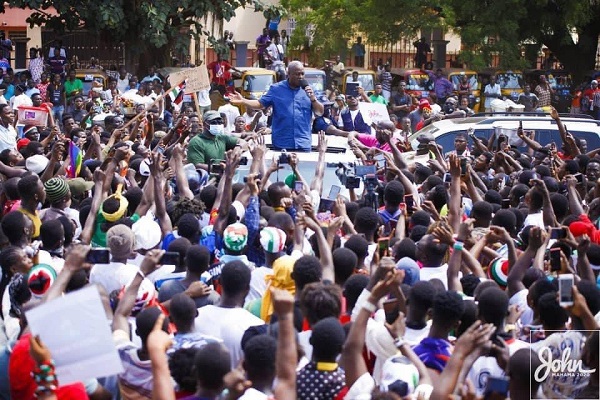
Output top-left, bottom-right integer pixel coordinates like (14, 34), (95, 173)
(229, 61), (324, 152)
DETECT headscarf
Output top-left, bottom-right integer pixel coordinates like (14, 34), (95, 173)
(260, 255), (296, 322)
(101, 184), (129, 222)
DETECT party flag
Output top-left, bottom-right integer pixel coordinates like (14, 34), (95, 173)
(68, 141), (82, 178)
(168, 80), (186, 105)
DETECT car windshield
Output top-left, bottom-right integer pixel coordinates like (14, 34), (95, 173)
(356, 74), (374, 91)
(243, 75), (274, 92)
(305, 73), (325, 94)
(496, 73), (523, 89)
(407, 73), (433, 91)
(450, 74), (479, 91)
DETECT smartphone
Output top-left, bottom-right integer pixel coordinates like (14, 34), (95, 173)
(484, 376), (509, 400)
(574, 173), (584, 183)
(550, 248), (562, 272)
(378, 237), (389, 259)
(346, 82), (359, 98)
(294, 181), (304, 193)
(85, 248), (110, 264)
(460, 158), (467, 176)
(318, 198), (335, 213)
(558, 274), (574, 307)
(550, 227), (567, 240)
(355, 164), (376, 177)
(519, 120), (523, 130)
(404, 194), (414, 215)
(443, 173), (452, 183)
(328, 185), (341, 200)
(160, 251), (180, 267)
(501, 199), (511, 209)
(382, 299), (400, 324)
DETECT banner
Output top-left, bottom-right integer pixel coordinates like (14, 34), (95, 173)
(168, 66), (211, 93)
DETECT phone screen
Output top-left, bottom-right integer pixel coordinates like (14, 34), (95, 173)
(328, 185), (341, 200)
(550, 248), (562, 272)
(346, 82), (359, 98)
(559, 275), (574, 304)
(404, 194), (414, 215)
(294, 181), (304, 193)
(85, 248), (110, 264)
(378, 238), (389, 258)
(460, 158), (467, 175)
(550, 228), (566, 240)
(160, 252), (180, 267)
(318, 198), (335, 213)
(382, 299), (399, 324)
(484, 376), (509, 400)
(443, 173), (452, 183)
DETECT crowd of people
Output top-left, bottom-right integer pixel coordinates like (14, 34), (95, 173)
(0, 33), (597, 400)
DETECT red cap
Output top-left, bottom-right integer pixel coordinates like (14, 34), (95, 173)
(16, 138), (30, 151)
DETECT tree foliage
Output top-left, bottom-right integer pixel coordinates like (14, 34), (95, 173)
(283, 0), (599, 78)
(2, 0), (282, 70)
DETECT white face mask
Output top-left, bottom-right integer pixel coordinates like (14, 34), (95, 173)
(209, 124), (224, 136)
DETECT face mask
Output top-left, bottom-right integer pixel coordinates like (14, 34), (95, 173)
(209, 124), (224, 136)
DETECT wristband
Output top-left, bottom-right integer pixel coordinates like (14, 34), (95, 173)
(394, 336), (406, 348)
(361, 301), (377, 314)
(453, 241), (464, 252)
(137, 269), (146, 279)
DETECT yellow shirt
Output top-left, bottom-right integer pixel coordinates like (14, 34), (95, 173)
(18, 208), (41, 239)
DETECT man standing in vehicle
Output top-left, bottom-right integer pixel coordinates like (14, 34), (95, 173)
(229, 61), (324, 152)
(518, 84), (539, 112)
(535, 75), (554, 109)
(483, 76), (502, 112)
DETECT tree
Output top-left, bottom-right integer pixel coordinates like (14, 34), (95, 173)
(4, 0), (282, 74)
(280, 0), (444, 62)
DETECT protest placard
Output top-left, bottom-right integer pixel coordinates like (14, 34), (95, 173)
(168, 66), (211, 93)
(25, 286), (123, 385)
(358, 102), (391, 124)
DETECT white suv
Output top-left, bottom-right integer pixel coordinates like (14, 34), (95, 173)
(408, 115), (600, 154)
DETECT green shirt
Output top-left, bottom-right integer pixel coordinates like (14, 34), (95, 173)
(91, 211), (140, 247)
(64, 79), (83, 99)
(369, 94), (388, 105)
(187, 133), (239, 166)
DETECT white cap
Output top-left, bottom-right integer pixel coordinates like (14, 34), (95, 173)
(132, 215), (162, 250)
(25, 154), (49, 174)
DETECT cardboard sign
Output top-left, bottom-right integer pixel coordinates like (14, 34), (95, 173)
(358, 102), (391, 124)
(168, 66), (211, 93)
(25, 286), (123, 385)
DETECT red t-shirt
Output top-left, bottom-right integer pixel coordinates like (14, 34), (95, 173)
(9, 333), (89, 400)
(207, 61), (232, 86)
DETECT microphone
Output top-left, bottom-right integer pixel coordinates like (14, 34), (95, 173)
(299, 79), (309, 89)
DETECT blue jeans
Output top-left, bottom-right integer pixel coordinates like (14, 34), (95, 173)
(53, 105), (64, 126)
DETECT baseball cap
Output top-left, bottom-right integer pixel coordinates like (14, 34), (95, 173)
(67, 178), (94, 197)
(223, 223), (248, 252)
(16, 138), (30, 151)
(395, 257), (420, 286)
(132, 215), (162, 250)
(25, 154), (49, 174)
(203, 110), (221, 122)
(418, 99), (430, 109)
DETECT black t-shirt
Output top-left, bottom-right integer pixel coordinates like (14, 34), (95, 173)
(393, 93), (412, 119)
(48, 56), (67, 75)
(47, 84), (64, 106)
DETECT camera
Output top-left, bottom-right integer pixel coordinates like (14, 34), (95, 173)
(243, 173), (262, 183)
(239, 156), (248, 165)
(278, 152), (289, 164)
(335, 164), (361, 189)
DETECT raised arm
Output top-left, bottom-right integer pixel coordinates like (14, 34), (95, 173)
(507, 226), (545, 298)
(228, 91), (263, 110)
(79, 169), (107, 244)
(214, 147), (242, 236)
(150, 152), (172, 236)
(168, 144), (194, 200)
(447, 154), (462, 232)
(272, 289), (298, 400)
(311, 130), (327, 196)
(299, 215), (335, 282)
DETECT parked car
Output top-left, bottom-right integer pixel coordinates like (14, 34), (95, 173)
(408, 114), (600, 154)
(448, 70), (481, 112)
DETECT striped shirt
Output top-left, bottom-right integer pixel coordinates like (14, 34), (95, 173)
(114, 329), (153, 400)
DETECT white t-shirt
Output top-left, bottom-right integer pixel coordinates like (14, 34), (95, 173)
(419, 264), (456, 289)
(523, 212), (545, 229)
(218, 103), (241, 134)
(509, 289), (533, 327)
(194, 305), (264, 368)
(89, 261), (139, 294)
(467, 338), (530, 395)
(0, 123), (17, 152)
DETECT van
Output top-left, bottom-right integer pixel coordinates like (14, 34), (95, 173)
(448, 70), (481, 111)
(341, 68), (376, 95)
(390, 68), (434, 99)
(76, 69), (108, 100)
